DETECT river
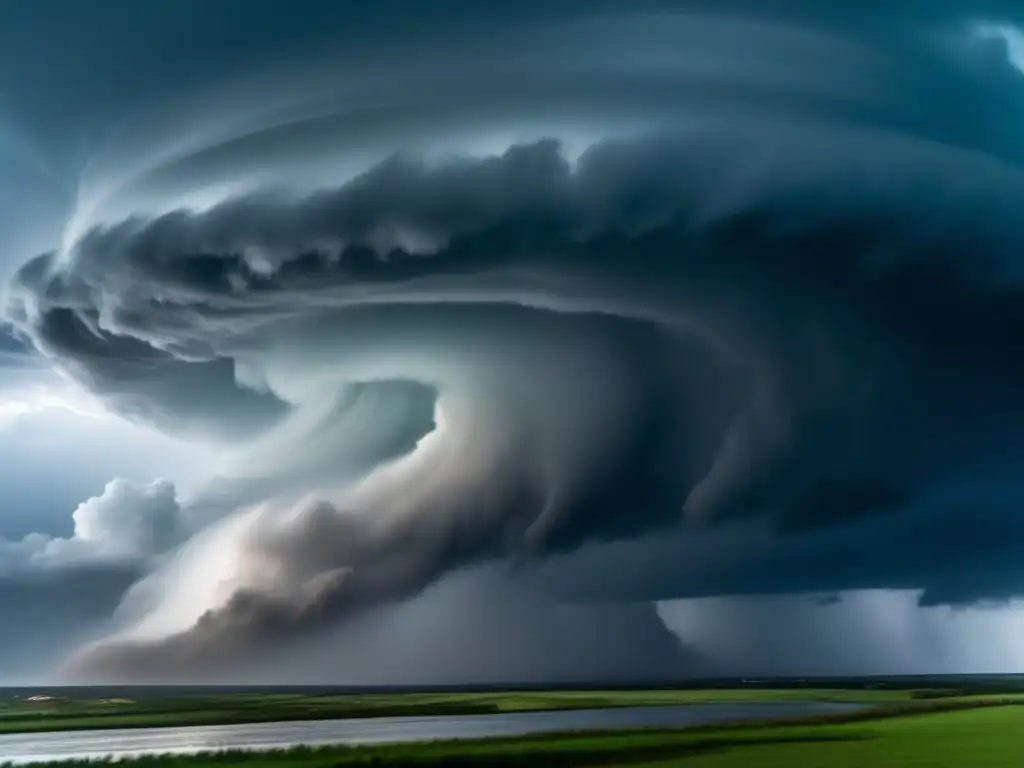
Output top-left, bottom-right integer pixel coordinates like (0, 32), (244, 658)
(0, 701), (863, 764)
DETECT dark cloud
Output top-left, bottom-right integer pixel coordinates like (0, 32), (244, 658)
(533, 469), (1024, 610)
(5, 0), (1024, 678)
(35, 124), (1024, 675)
(67, 567), (700, 684)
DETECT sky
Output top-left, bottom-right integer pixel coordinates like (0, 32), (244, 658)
(5, 0), (1024, 683)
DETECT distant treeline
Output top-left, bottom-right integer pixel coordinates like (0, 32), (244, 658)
(4, 675), (1024, 701)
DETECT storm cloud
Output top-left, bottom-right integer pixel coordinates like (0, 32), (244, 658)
(4, 0), (1024, 680)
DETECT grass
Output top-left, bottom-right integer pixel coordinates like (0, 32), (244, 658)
(0, 688), (909, 734)
(5, 701), (1024, 767)
(631, 704), (1024, 766)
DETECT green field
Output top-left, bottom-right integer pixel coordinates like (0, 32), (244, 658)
(6, 702), (1024, 767)
(0, 688), (910, 734)
(657, 705), (1024, 766)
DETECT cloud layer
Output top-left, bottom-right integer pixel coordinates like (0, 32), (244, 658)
(5, 0), (1024, 680)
